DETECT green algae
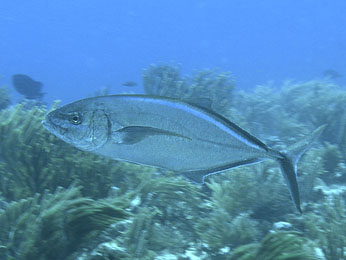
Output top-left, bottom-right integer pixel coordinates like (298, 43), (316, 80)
(0, 86), (10, 110)
(229, 232), (321, 260)
(143, 63), (235, 115)
(0, 102), (147, 201)
(294, 198), (346, 260)
(0, 186), (130, 260)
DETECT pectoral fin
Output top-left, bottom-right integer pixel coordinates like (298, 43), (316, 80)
(111, 126), (191, 144)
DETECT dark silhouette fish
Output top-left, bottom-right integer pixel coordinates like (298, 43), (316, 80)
(42, 95), (325, 213)
(323, 69), (342, 79)
(122, 81), (138, 87)
(12, 74), (45, 100)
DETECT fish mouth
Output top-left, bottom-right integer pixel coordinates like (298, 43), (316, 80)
(41, 119), (51, 131)
(42, 113), (69, 138)
(41, 114), (57, 133)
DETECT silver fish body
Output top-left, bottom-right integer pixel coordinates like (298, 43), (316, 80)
(42, 95), (325, 213)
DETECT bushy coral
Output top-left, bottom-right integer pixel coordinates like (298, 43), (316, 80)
(197, 210), (260, 253)
(143, 64), (186, 98)
(279, 80), (345, 130)
(234, 83), (308, 140)
(229, 232), (322, 260)
(121, 206), (187, 259)
(0, 86), (10, 110)
(293, 197), (346, 260)
(117, 174), (204, 258)
(205, 164), (293, 221)
(143, 64), (235, 115)
(193, 165), (297, 256)
(295, 147), (326, 204)
(0, 186), (130, 260)
(205, 170), (258, 216)
(279, 80), (346, 158)
(0, 75), (10, 110)
(320, 143), (342, 183)
(0, 102), (147, 201)
(135, 173), (204, 220)
(1, 65), (346, 260)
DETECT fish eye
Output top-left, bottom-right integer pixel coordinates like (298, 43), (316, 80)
(69, 113), (82, 125)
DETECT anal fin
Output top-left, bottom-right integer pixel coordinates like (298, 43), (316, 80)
(181, 158), (263, 184)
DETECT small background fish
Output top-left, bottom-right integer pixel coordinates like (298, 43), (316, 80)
(122, 81), (138, 87)
(12, 74), (45, 100)
(322, 69), (342, 79)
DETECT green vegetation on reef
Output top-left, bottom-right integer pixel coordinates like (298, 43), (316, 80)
(0, 87), (10, 110)
(1, 65), (346, 259)
(143, 64), (235, 116)
(116, 175), (204, 259)
(0, 186), (130, 260)
(0, 102), (154, 201)
(229, 232), (321, 260)
(0, 75), (10, 110)
(292, 198), (346, 260)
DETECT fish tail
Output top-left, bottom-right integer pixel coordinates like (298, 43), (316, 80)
(275, 125), (326, 213)
(276, 152), (302, 213)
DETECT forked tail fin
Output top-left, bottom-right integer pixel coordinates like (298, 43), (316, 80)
(277, 125), (326, 213)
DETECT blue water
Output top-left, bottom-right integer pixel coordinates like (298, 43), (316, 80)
(1, 0), (345, 104)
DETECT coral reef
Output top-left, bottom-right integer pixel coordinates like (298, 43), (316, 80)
(229, 231), (323, 260)
(118, 175), (204, 258)
(290, 197), (346, 260)
(198, 210), (259, 253)
(0, 186), (130, 260)
(0, 86), (10, 110)
(143, 64), (235, 116)
(0, 75), (10, 110)
(320, 143), (343, 183)
(1, 66), (345, 259)
(0, 102), (145, 201)
(279, 80), (346, 158)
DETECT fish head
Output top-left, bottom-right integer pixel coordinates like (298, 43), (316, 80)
(42, 100), (110, 151)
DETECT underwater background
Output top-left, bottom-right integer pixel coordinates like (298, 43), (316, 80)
(0, 1), (345, 259)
